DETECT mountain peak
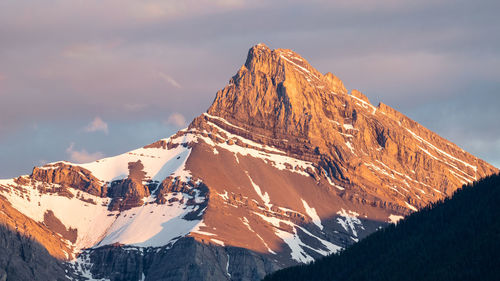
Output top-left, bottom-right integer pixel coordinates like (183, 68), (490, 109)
(202, 44), (496, 208)
(244, 43), (272, 70)
(207, 44), (350, 141)
(243, 44), (339, 90)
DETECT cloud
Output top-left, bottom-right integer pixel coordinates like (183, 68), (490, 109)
(123, 103), (148, 112)
(84, 117), (109, 134)
(0, 0), (499, 175)
(66, 143), (104, 163)
(158, 72), (182, 88)
(0, 0), (257, 32)
(62, 44), (101, 58)
(165, 112), (186, 127)
(122, 0), (255, 22)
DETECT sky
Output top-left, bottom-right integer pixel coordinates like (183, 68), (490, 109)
(1, 0), (499, 178)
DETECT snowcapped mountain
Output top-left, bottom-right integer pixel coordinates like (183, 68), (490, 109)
(0, 43), (497, 281)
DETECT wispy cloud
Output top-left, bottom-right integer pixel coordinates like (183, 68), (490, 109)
(62, 44), (101, 58)
(66, 143), (104, 163)
(84, 117), (109, 134)
(62, 41), (122, 59)
(158, 72), (181, 88)
(123, 103), (148, 112)
(165, 112), (186, 127)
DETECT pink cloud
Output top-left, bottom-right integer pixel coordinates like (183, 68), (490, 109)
(84, 117), (109, 134)
(165, 112), (186, 127)
(66, 143), (104, 163)
(158, 72), (181, 88)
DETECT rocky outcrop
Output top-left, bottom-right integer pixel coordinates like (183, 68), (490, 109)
(108, 179), (150, 211)
(350, 89), (370, 103)
(43, 210), (77, 244)
(107, 160), (152, 211)
(31, 163), (106, 197)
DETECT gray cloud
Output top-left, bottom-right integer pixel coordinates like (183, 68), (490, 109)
(0, 0), (499, 176)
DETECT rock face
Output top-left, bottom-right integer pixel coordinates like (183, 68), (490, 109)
(0, 194), (74, 260)
(0, 43), (497, 281)
(0, 224), (71, 281)
(205, 43), (492, 209)
(71, 237), (280, 281)
(31, 162), (105, 197)
(108, 160), (151, 211)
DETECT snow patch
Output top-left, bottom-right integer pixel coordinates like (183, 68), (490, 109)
(279, 55), (319, 80)
(218, 190), (229, 201)
(405, 202), (418, 212)
(406, 128), (477, 179)
(70, 252), (110, 281)
(0, 182), (114, 251)
(255, 211), (341, 263)
(203, 113), (249, 132)
(336, 209), (364, 237)
(246, 172), (272, 210)
(211, 238), (225, 246)
(74, 140), (191, 183)
(226, 254), (231, 278)
(301, 199), (323, 230)
(388, 214), (404, 224)
(98, 193), (203, 247)
(321, 168), (345, 190)
(343, 124), (355, 130)
(193, 119), (315, 177)
(240, 217), (276, 254)
(191, 221), (217, 237)
(345, 142), (355, 154)
(350, 94), (377, 115)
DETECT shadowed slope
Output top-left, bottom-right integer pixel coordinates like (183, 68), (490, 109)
(264, 173), (500, 281)
(0, 224), (71, 281)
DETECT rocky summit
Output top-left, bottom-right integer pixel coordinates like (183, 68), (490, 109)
(0, 44), (497, 281)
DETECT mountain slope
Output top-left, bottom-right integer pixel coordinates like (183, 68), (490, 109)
(263, 173), (500, 281)
(0, 43), (497, 281)
(0, 224), (71, 281)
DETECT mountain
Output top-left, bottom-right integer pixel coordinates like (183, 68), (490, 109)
(0, 43), (497, 281)
(263, 173), (500, 281)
